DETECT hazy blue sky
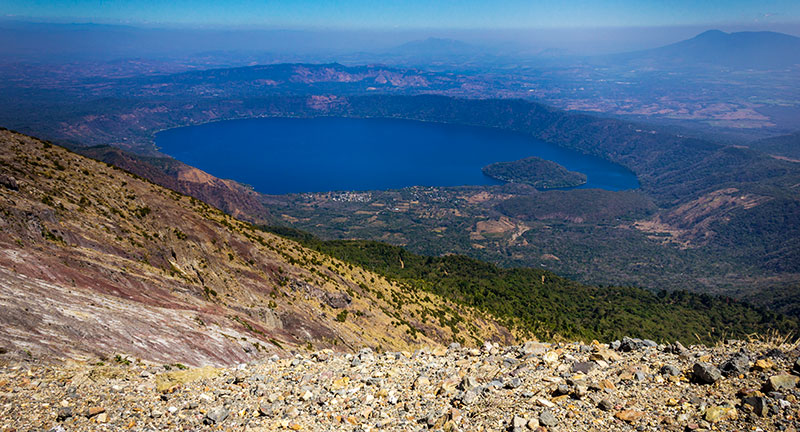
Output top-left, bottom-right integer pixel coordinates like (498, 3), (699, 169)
(3, 0), (799, 28)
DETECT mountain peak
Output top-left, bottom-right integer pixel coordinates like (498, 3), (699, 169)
(612, 29), (800, 69)
(693, 29), (727, 39)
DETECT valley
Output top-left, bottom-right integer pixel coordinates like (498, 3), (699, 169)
(0, 129), (794, 366)
(18, 81), (791, 311)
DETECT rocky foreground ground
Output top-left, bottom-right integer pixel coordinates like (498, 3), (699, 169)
(2, 338), (800, 432)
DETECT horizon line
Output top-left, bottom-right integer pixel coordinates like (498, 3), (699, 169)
(3, 16), (800, 34)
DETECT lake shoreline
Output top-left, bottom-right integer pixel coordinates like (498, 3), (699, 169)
(156, 116), (639, 195)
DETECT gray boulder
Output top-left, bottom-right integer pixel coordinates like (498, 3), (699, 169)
(693, 362), (721, 384)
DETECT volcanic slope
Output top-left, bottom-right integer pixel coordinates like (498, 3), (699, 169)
(0, 128), (513, 366)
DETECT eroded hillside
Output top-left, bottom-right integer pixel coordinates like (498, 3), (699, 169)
(0, 129), (513, 366)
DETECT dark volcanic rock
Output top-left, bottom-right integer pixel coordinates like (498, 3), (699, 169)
(720, 351), (750, 377)
(693, 362), (722, 384)
(619, 337), (643, 352)
(56, 407), (73, 422)
(744, 396), (770, 417)
(572, 361), (597, 374)
(506, 377), (522, 389)
(764, 348), (785, 359)
(0, 174), (18, 191)
(660, 365), (681, 376)
(539, 409), (558, 427)
(204, 407), (229, 425)
(617, 337), (657, 352)
(598, 398), (614, 411)
(324, 291), (352, 309)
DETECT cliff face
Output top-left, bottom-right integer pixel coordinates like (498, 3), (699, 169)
(0, 129), (513, 366)
(75, 145), (271, 223)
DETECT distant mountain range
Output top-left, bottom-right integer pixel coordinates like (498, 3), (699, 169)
(388, 37), (481, 56)
(608, 30), (800, 69)
(378, 30), (800, 69)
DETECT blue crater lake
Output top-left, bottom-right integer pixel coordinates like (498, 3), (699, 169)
(155, 117), (638, 194)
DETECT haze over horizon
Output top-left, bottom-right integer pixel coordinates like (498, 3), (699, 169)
(1, 0), (800, 58)
(3, 0), (800, 29)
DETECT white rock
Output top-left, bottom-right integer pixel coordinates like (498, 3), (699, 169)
(536, 397), (556, 408)
(542, 351), (559, 364)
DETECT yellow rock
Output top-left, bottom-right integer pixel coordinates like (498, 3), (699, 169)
(615, 410), (645, 422)
(433, 413), (447, 429)
(590, 347), (622, 363)
(754, 359), (774, 370)
(155, 366), (222, 393)
(331, 376), (350, 390)
(599, 379), (616, 390)
(438, 378), (460, 394)
(618, 370), (634, 381)
(704, 406), (737, 423)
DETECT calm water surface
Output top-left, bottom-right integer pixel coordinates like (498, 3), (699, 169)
(156, 117), (638, 194)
